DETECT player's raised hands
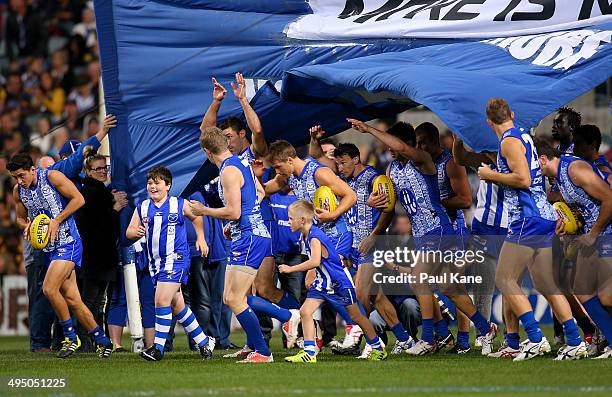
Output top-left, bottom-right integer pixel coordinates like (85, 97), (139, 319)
(347, 118), (370, 133)
(231, 72), (247, 101)
(102, 114), (117, 133)
(309, 125), (326, 141)
(212, 77), (227, 102)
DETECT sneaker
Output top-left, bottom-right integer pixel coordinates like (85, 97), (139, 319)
(57, 337), (81, 359)
(199, 338), (215, 360)
(340, 325), (363, 349)
(96, 342), (113, 358)
(593, 345), (612, 359)
(357, 344), (372, 359)
(391, 337), (415, 355)
(140, 346), (163, 361)
(406, 340), (436, 356)
(513, 339), (546, 362)
(282, 309), (301, 349)
(447, 344), (471, 354)
(285, 350), (317, 363)
(369, 348), (388, 361)
(112, 346), (128, 353)
(474, 336), (484, 348)
(435, 333), (455, 352)
(237, 351), (273, 363)
(480, 323), (498, 356)
(223, 345), (252, 358)
(554, 342), (588, 360)
(331, 342), (361, 356)
(488, 342), (520, 359)
(520, 336), (551, 354)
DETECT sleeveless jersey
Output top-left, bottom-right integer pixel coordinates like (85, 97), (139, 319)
(345, 166), (381, 249)
(305, 225), (355, 293)
(497, 127), (557, 224)
(239, 147), (274, 221)
(18, 168), (80, 253)
(434, 149), (466, 229)
(557, 155), (612, 235)
(138, 196), (189, 275)
(388, 159), (451, 237)
(473, 164), (508, 229)
(288, 159), (349, 239)
(218, 155), (270, 242)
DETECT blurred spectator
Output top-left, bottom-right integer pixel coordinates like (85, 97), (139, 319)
(72, 7), (97, 48)
(35, 72), (66, 118)
(5, 0), (46, 60)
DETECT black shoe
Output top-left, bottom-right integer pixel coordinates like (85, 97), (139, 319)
(96, 342), (114, 358)
(112, 346), (128, 353)
(140, 346), (163, 361)
(220, 342), (240, 350)
(446, 344), (471, 354)
(331, 344), (361, 356)
(199, 338), (215, 360)
(435, 333), (455, 352)
(57, 337), (81, 359)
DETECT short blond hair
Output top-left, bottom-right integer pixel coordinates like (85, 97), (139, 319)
(486, 98), (512, 124)
(288, 199), (314, 221)
(200, 126), (228, 154)
(269, 140), (297, 162)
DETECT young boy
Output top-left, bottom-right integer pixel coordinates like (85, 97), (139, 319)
(9, 152), (113, 359)
(279, 200), (387, 362)
(126, 166), (214, 361)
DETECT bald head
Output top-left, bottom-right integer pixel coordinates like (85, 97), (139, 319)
(39, 156), (56, 169)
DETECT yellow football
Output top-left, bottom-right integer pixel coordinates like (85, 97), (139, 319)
(553, 202), (578, 235)
(30, 213), (51, 250)
(372, 175), (396, 213)
(313, 186), (337, 213)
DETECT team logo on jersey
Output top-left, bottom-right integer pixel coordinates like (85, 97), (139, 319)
(142, 217), (150, 225)
(41, 185), (53, 196)
(168, 213), (178, 223)
(400, 190), (418, 215)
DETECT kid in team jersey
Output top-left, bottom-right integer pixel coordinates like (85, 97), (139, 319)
(280, 200), (387, 362)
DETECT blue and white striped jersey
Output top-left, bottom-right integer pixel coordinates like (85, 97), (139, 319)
(239, 147), (274, 221)
(218, 155), (270, 242)
(18, 168), (80, 252)
(434, 149), (466, 230)
(497, 127), (556, 224)
(388, 160), (451, 237)
(473, 164), (508, 229)
(557, 155), (612, 235)
(288, 159), (349, 239)
(305, 225), (354, 294)
(138, 196), (189, 275)
(345, 166), (381, 249)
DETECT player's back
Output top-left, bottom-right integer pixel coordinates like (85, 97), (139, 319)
(18, 168), (80, 252)
(496, 127), (556, 224)
(473, 164), (508, 230)
(434, 149), (467, 230)
(389, 159), (451, 237)
(305, 225), (354, 293)
(219, 155), (270, 241)
(138, 196), (189, 274)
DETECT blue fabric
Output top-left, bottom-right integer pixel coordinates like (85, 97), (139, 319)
(562, 319), (582, 347)
(519, 311), (543, 343)
(583, 296), (612, 344)
(155, 306), (173, 353)
(50, 135), (101, 187)
(236, 307), (270, 356)
(304, 340), (317, 356)
(277, 291), (300, 310)
(88, 325), (111, 347)
(390, 323), (409, 343)
(469, 311), (490, 337)
(94, 0), (611, 242)
(507, 332), (520, 350)
(247, 296), (292, 323)
(59, 318), (76, 342)
(457, 331), (470, 349)
(421, 318), (434, 344)
(434, 319), (450, 338)
(177, 306), (209, 347)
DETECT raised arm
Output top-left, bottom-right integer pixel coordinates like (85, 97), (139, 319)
(46, 170), (85, 242)
(200, 77), (227, 131)
(444, 158), (472, 210)
(231, 73), (268, 158)
(570, 160), (612, 238)
(309, 125), (337, 172)
(347, 118), (435, 172)
(478, 137), (531, 189)
(314, 167), (357, 223)
(95, 114), (117, 143)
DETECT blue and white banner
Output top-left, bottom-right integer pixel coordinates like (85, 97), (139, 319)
(92, 0), (611, 231)
(287, 0), (612, 39)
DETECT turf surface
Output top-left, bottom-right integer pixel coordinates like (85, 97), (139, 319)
(1, 328), (611, 397)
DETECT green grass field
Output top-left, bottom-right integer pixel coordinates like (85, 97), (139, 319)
(1, 328), (611, 397)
